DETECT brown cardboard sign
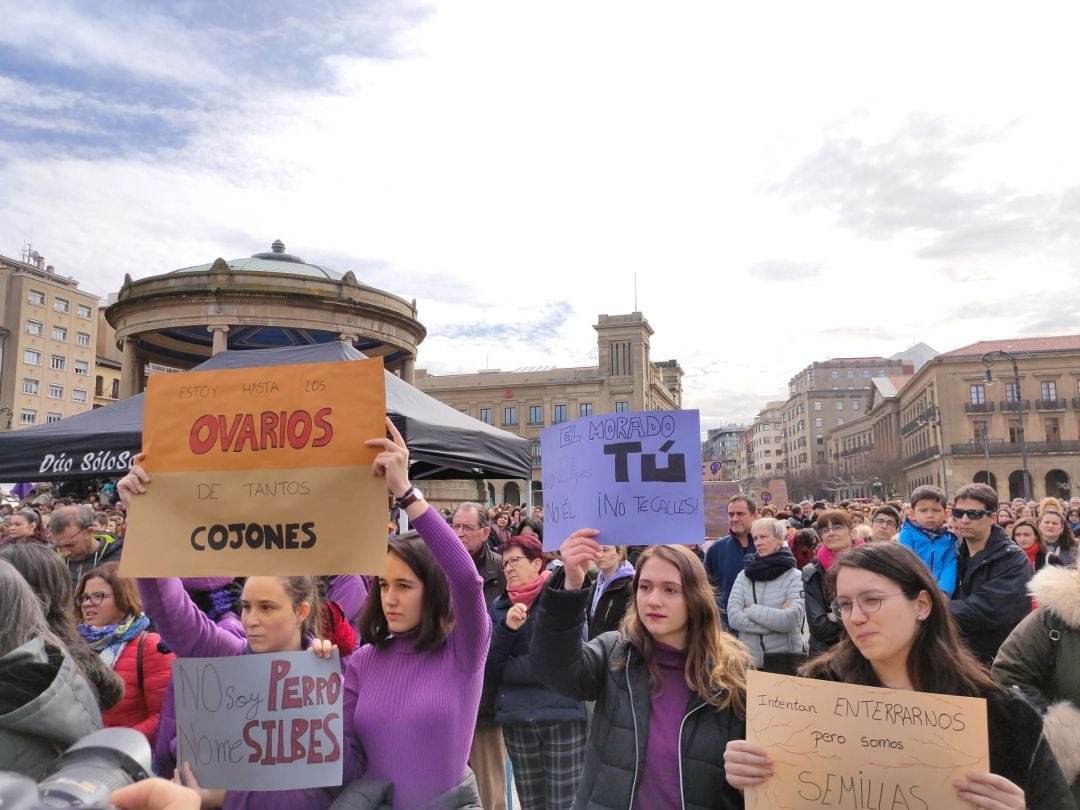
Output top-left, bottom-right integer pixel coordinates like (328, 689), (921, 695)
(121, 358), (388, 577)
(746, 671), (989, 810)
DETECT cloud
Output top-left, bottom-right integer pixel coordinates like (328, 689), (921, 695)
(746, 259), (823, 282)
(434, 300), (574, 348)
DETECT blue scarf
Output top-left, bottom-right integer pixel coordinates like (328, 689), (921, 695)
(78, 613), (151, 669)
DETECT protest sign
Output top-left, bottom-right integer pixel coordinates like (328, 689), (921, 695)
(121, 358), (388, 577)
(702, 460), (725, 481)
(173, 651), (343, 791)
(746, 671), (989, 810)
(767, 478), (790, 509)
(704, 481), (741, 538)
(539, 409), (703, 550)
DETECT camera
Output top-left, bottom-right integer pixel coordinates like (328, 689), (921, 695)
(0, 727), (151, 808)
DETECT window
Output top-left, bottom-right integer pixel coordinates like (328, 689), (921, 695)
(969, 384), (985, 405)
(77, 303), (92, 319)
(47, 384), (64, 399)
(831, 371), (838, 379)
(27, 290), (45, 306)
(72, 388), (88, 404)
(531, 439), (542, 467)
(503, 406), (517, 426)
(580, 403), (593, 418)
(528, 405), (542, 425)
(878, 369), (886, 377)
(24, 349), (41, 365)
(1041, 381), (1058, 401)
(1005, 383), (1020, 403)
(96, 376), (104, 397)
(76, 331), (91, 347)
(21, 378), (39, 395)
(610, 341), (632, 376)
(615, 401), (629, 413)
(852, 400), (860, 410)
(813, 401), (822, 411)
(862, 370), (870, 378)
(816, 435), (824, 445)
(111, 379), (119, 399)
(815, 418), (823, 428)
(763, 436), (771, 444)
(52, 325), (67, 341)
(74, 360), (89, 375)
(847, 370), (854, 378)
(54, 297), (70, 314)
(20, 409), (37, 426)
(553, 404), (567, 424)
(26, 320), (44, 336)
(836, 401), (844, 411)
(973, 420), (989, 442)
(1046, 418), (1061, 443)
(479, 408), (492, 425)
(47, 412), (63, 424)
(836, 417), (844, 425)
(50, 355), (66, 371)
(1008, 419), (1022, 444)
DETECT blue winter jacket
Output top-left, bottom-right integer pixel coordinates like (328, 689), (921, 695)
(898, 519), (958, 597)
(704, 534), (754, 628)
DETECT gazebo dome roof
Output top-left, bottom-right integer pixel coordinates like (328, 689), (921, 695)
(170, 239), (342, 280)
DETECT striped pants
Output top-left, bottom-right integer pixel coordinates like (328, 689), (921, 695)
(503, 720), (586, 810)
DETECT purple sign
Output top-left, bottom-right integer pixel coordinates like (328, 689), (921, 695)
(539, 409), (704, 550)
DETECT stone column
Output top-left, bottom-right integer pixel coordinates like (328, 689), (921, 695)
(401, 354), (416, 385)
(209, 325), (230, 355)
(119, 338), (141, 399)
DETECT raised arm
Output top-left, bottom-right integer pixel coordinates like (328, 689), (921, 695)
(366, 417), (490, 673)
(137, 578), (247, 658)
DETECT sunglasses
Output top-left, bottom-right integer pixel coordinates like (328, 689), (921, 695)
(951, 507), (992, 520)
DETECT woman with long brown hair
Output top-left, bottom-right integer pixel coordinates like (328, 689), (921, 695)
(531, 529), (748, 809)
(724, 542), (1073, 809)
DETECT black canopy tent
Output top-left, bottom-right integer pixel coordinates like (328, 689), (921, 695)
(0, 342), (532, 483)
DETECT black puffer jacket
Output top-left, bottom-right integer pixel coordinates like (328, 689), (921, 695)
(586, 574), (633, 640)
(487, 591), (586, 726)
(473, 547), (506, 726)
(530, 584), (745, 810)
(802, 560), (841, 658)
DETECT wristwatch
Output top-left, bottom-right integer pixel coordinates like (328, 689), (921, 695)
(395, 486), (423, 509)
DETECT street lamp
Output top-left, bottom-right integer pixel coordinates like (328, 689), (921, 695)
(916, 403), (948, 500)
(982, 350), (1030, 501)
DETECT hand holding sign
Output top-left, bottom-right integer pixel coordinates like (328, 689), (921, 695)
(117, 454), (150, 508)
(559, 529), (602, 591)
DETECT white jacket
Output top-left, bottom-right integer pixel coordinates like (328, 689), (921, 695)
(727, 567), (805, 665)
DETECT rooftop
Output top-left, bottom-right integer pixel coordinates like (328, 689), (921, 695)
(943, 335), (1080, 358)
(170, 240), (345, 281)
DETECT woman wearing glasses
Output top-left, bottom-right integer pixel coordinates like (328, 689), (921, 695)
(724, 542), (1074, 809)
(803, 510), (861, 657)
(75, 563), (175, 745)
(486, 533), (586, 810)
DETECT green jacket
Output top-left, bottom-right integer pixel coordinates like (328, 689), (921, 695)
(992, 565), (1080, 802)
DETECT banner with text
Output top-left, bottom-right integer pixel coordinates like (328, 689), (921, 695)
(539, 409), (703, 549)
(174, 651), (343, 791)
(121, 358), (388, 577)
(746, 671), (989, 810)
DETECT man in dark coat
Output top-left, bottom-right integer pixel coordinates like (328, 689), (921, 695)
(703, 495), (758, 630)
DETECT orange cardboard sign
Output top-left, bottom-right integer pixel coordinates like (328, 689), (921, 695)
(121, 358), (389, 577)
(746, 671), (990, 810)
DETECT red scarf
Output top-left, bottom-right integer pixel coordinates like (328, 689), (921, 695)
(508, 568), (551, 609)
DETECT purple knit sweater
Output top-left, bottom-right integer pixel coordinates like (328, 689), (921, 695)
(137, 578), (335, 810)
(342, 506), (490, 807)
(634, 642), (691, 809)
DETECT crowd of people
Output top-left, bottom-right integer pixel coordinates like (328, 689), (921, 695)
(2, 446), (1079, 809)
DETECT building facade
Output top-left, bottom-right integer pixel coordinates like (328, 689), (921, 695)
(0, 251), (100, 430)
(782, 357), (911, 476)
(702, 423), (745, 476)
(740, 402), (786, 482)
(415, 312), (683, 507)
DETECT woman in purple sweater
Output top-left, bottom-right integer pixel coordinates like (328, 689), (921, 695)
(319, 417), (490, 807)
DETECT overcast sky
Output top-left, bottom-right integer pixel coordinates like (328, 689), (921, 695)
(3, 1), (1079, 429)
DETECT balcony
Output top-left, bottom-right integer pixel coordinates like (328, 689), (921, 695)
(951, 440), (1080, 456)
(903, 446), (941, 467)
(840, 445), (872, 458)
(1036, 398), (1067, 411)
(899, 418), (924, 437)
(1072, 397), (1080, 410)
(964, 402), (994, 414)
(998, 399), (1030, 412)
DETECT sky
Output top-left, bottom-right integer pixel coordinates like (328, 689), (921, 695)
(3, 1), (1080, 430)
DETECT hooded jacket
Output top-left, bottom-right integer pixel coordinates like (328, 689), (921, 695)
(0, 637), (103, 777)
(898, 518), (958, 596)
(992, 564), (1080, 802)
(949, 525), (1033, 666)
(530, 584), (746, 810)
(586, 563), (634, 640)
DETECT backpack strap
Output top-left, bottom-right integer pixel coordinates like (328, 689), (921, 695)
(136, 631), (147, 695)
(1044, 610), (1064, 672)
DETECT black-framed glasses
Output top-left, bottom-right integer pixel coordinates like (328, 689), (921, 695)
(951, 507), (992, 520)
(871, 517), (897, 529)
(75, 591), (110, 607)
(830, 592), (911, 619)
(502, 556), (528, 569)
